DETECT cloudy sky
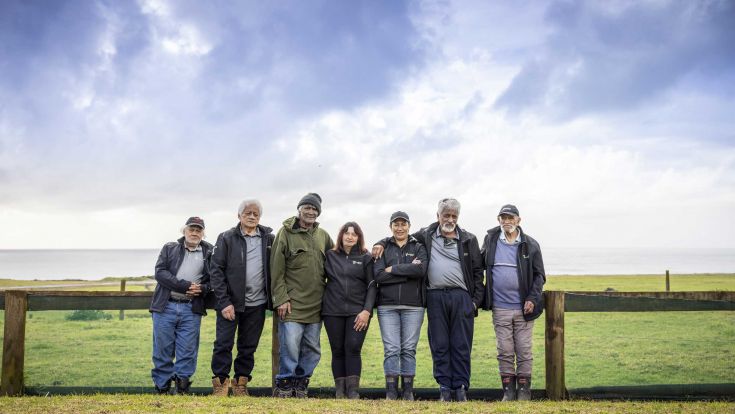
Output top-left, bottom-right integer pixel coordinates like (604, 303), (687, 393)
(1, 0), (734, 249)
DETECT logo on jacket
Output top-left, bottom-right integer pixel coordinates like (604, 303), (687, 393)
(352, 260), (363, 265)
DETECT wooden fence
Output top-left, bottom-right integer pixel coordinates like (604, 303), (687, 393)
(0, 290), (733, 398)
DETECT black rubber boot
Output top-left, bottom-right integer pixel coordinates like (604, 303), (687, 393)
(400, 375), (414, 401)
(345, 375), (360, 399)
(334, 377), (346, 399)
(385, 375), (399, 400)
(517, 376), (532, 401)
(501, 375), (517, 401)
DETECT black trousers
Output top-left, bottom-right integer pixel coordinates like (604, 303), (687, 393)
(323, 315), (368, 378)
(426, 288), (475, 389)
(211, 304), (266, 380)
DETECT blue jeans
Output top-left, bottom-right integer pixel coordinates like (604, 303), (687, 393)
(151, 301), (202, 388)
(377, 306), (425, 376)
(276, 321), (322, 379)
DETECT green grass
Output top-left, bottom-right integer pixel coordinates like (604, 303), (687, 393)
(0, 395), (732, 414)
(0, 274), (733, 390)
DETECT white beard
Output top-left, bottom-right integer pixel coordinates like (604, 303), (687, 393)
(441, 223), (456, 233)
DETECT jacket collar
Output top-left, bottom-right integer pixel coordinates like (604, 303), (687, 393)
(427, 221), (467, 242)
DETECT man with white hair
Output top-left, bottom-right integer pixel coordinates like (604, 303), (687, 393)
(150, 216), (212, 395)
(373, 198), (485, 402)
(209, 199), (275, 397)
(481, 204), (545, 401)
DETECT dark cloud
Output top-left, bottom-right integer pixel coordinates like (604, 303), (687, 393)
(494, 1), (735, 118)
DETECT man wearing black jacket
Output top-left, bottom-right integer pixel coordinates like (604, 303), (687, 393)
(150, 216), (212, 395)
(373, 199), (485, 402)
(209, 199), (275, 397)
(481, 204), (545, 401)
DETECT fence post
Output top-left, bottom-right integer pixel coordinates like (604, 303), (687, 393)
(119, 280), (127, 320)
(1, 291), (28, 396)
(271, 315), (279, 392)
(545, 290), (566, 400)
(665, 270), (670, 292)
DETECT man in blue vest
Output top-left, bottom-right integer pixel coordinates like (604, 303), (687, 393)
(481, 204), (546, 401)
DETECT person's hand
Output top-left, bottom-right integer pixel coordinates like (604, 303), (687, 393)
(221, 304), (235, 321)
(186, 283), (202, 296)
(277, 301), (292, 320)
(523, 300), (534, 314)
(371, 245), (384, 259)
(385, 266), (392, 273)
(411, 259), (422, 265)
(353, 310), (370, 332)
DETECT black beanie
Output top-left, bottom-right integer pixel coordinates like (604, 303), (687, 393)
(297, 193), (322, 215)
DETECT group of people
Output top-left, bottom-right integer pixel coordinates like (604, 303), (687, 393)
(149, 193), (546, 402)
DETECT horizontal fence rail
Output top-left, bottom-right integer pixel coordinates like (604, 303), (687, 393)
(0, 290), (733, 399)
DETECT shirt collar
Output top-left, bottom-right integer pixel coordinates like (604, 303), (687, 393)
(499, 229), (522, 244)
(185, 243), (203, 252)
(240, 226), (261, 237)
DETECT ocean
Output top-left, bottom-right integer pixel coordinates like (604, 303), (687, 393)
(0, 247), (733, 280)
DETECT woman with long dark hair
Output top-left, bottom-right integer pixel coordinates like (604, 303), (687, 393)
(322, 222), (376, 399)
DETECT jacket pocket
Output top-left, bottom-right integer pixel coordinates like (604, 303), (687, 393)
(287, 248), (309, 269)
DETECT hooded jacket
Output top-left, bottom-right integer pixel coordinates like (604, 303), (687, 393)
(209, 223), (275, 311)
(322, 246), (376, 316)
(150, 237), (213, 315)
(373, 236), (428, 307)
(270, 216), (334, 323)
(481, 226), (546, 321)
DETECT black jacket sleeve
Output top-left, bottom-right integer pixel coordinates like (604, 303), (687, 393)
(374, 251), (407, 285)
(154, 244), (191, 293)
(362, 256), (377, 314)
(209, 233), (232, 310)
(389, 244), (426, 278)
(467, 235), (485, 309)
(526, 243), (546, 305)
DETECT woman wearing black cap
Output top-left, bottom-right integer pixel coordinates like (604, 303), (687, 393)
(373, 211), (428, 401)
(322, 222), (376, 399)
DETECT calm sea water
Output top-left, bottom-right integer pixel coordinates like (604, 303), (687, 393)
(0, 248), (733, 280)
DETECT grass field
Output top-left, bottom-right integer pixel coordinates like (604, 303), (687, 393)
(0, 395), (733, 414)
(0, 274), (733, 391)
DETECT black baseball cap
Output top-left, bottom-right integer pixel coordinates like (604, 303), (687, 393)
(498, 204), (520, 217)
(185, 216), (205, 228)
(390, 211), (410, 223)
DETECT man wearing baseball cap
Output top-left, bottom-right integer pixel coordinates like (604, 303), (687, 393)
(149, 216), (213, 394)
(481, 204), (546, 401)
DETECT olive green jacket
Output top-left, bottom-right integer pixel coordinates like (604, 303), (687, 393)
(270, 216), (334, 323)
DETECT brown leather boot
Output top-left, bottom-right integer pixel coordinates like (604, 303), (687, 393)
(232, 376), (249, 396)
(211, 377), (230, 397)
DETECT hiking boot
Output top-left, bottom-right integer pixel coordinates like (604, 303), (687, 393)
(293, 377), (310, 398)
(334, 377), (346, 399)
(517, 376), (532, 401)
(155, 378), (172, 395)
(455, 384), (468, 402)
(439, 386), (452, 402)
(211, 377), (230, 397)
(501, 375), (517, 401)
(345, 375), (360, 400)
(273, 378), (293, 398)
(232, 376), (249, 397)
(174, 376), (192, 395)
(385, 375), (399, 400)
(400, 375), (414, 401)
